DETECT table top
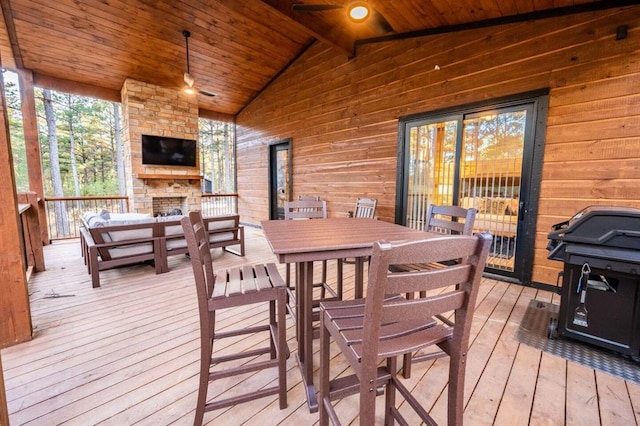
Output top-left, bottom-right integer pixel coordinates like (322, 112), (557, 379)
(261, 217), (432, 263)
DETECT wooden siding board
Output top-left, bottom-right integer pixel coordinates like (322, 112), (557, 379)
(550, 72), (640, 108)
(540, 179), (640, 199)
(548, 94), (640, 127)
(543, 138), (640, 162)
(546, 115), (640, 145)
(543, 158), (640, 180)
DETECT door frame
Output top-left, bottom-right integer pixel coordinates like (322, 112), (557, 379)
(395, 90), (549, 285)
(268, 138), (292, 220)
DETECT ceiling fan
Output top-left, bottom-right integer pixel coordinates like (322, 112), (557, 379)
(182, 30), (216, 97)
(291, 1), (394, 34)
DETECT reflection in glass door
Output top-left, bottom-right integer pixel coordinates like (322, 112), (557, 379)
(400, 98), (541, 282)
(406, 119), (458, 230)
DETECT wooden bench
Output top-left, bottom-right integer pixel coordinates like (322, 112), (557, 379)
(80, 213), (245, 287)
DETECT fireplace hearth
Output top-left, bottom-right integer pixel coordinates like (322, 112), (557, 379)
(153, 196), (188, 217)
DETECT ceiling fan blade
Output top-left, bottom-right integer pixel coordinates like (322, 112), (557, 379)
(198, 89), (216, 97)
(183, 72), (195, 88)
(291, 4), (343, 12)
(371, 9), (394, 34)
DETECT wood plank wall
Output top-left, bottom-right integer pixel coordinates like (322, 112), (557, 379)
(236, 6), (640, 286)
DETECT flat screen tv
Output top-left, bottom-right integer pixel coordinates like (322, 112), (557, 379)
(141, 135), (197, 167)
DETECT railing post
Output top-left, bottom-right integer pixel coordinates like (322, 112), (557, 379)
(18, 192), (45, 273)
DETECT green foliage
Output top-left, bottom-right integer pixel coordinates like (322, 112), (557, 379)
(81, 179), (119, 196)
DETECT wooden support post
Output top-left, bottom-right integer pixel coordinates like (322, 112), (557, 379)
(0, 70), (32, 347)
(18, 69), (49, 245)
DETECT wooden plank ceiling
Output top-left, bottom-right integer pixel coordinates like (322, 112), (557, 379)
(0, 0), (615, 116)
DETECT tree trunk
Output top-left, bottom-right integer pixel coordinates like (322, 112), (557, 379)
(209, 121), (217, 193)
(42, 89), (69, 236)
(223, 122), (232, 193)
(67, 95), (80, 197)
(113, 103), (126, 212)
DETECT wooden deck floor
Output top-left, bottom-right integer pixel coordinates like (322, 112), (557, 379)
(2, 226), (640, 425)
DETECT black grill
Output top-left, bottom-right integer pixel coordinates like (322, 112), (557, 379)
(547, 206), (640, 358)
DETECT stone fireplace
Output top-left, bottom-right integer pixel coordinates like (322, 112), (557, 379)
(120, 78), (202, 215)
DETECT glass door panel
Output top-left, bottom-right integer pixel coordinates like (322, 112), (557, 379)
(460, 108), (527, 272)
(269, 140), (291, 220)
(406, 119), (458, 230)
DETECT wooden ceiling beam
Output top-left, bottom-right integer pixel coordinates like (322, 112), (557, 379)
(258, 0), (356, 57)
(32, 73), (121, 103)
(199, 108), (235, 123)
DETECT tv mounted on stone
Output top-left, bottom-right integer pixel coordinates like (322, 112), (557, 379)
(141, 135), (197, 167)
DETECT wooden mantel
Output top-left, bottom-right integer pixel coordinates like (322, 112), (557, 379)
(136, 173), (203, 184)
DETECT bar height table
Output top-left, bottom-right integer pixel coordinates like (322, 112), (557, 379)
(261, 217), (431, 412)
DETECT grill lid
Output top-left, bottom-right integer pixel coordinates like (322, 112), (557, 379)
(547, 206), (640, 261)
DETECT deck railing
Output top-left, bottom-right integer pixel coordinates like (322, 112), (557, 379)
(44, 194), (238, 240)
(44, 196), (130, 240)
(201, 193), (238, 217)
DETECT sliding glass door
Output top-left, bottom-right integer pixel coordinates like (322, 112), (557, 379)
(397, 93), (547, 283)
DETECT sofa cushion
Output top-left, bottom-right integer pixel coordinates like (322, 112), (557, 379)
(166, 238), (187, 251)
(210, 232), (235, 243)
(107, 227), (154, 243)
(208, 219), (237, 231)
(107, 242), (154, 258)
(107, 212), (153, 222)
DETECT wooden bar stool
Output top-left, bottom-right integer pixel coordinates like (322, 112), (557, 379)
(319, 234), (491, 426)
(181, 211), (288, 425)
(391, 204), (477, 378)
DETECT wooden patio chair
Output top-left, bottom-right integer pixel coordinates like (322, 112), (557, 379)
(287, 195), (328, 286)
(425, 203), (476, 235)
(392, 203), (477, 378)
(340, 197), (378, 267)
(181, 211), (288, 425)
(347, 197), (377, 219)
(283, 199), (342, 323)
(319, 233), (492, 426)
(392, 204), (476, 273)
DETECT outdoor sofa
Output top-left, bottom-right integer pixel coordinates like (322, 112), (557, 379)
(80, 211), (244, 288)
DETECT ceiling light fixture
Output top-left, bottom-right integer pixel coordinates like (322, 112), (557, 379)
(347, 1), (369, 23)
